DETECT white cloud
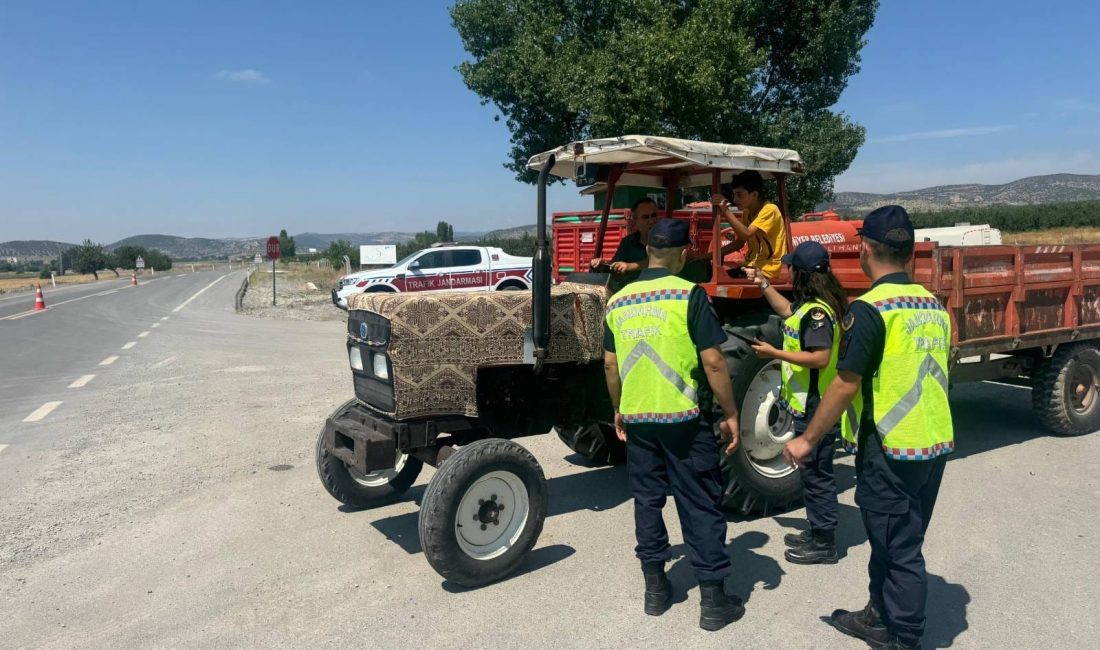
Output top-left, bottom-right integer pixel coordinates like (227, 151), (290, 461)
(867, 125), (1014, 144)
(836, 150), (1100, 194)
(215, 69), (271, 84)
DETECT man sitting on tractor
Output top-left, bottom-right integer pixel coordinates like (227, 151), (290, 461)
(711, 171), (788, 279)
(589, 197), (660, 286)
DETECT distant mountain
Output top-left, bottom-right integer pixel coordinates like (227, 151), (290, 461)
(830, 173), (1100, 216)
(0, 240), (77, 262)
(107, 234), (265, 261)
(483, 225), (538, 239)
(293, 232), (419, 250)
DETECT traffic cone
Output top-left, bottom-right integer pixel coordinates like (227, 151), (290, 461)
(34, 284), (47, 311)
(131, 272), (138, 286)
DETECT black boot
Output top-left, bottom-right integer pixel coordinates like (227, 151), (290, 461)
(825, 600), (892, 646)
(877, 639), (922, 649)
(641, 562), (672, 616)
(698, 580), (745, 631)
(785, 528), (838, 564)
(783, 528), (813, 548)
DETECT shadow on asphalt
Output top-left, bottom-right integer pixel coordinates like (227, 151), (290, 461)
(665, 531), (784, 605)
(440, 544), (577, 593)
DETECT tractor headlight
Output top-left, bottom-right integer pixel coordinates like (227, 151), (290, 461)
(372, 352), (389, 380)
(349, 346), (364, 371)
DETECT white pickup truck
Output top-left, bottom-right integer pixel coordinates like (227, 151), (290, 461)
(332, 244), (533, 309)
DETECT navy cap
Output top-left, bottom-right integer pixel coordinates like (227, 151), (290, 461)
(648, 218), (691, 249)
(858, 205), (914, 249)
(781, 241), (831, 272)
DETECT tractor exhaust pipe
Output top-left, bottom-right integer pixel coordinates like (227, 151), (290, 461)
(532, 154), (555, 373)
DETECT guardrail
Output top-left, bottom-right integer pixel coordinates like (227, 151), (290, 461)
(234, 270), (251, 312)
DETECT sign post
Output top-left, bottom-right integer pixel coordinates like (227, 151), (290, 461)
(266, 236), (281, 306)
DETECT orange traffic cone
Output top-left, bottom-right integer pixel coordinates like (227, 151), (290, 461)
(131, 272), (138, 286)
(34, 284), (47, 311)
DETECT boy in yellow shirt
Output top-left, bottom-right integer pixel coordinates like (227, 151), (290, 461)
(711, 171), (788, 279)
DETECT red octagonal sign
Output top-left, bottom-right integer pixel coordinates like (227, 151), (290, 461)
(266, 236), (281, 260)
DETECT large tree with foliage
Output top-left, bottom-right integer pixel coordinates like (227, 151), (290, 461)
(72, 240), (110, 279)
(279, 229), (297, 257)
(451, 0), (876, 212)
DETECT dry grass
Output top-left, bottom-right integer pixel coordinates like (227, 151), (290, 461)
(0, 272), (117, 295)
(1003, 228), (1100, 245)
(242, 262), (344, 321)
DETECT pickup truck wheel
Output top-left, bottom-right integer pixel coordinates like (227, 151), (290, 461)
(419, 439), (547, 587)
(553, 422), (625, 465)
(496, 280), (526, 291)
(1033, 343), (1100, 436)
(718, 319), (803, 514)
(315, 399), (423, 508)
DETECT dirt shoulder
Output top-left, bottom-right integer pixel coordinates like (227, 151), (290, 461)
(240, 262), (345, 322)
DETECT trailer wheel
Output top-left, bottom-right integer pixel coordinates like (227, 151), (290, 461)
(719, 319), (803, 514)
(553, 421), (626, 465)
(1033, 343), (1100, 436)
(315, 399), (423, 508)
(419, 439), (547, 587)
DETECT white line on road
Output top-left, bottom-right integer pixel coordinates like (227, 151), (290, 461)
(68, 374), (96, 388)
(138, 331), (150, 338)
(96, 289), (118, 296)
(1, 285), (127, 320)
(99, 355), (119, 366)
(23, 401), (62, 422)
(151, 323), (160, 328)
(0, 444), (7, 455)
(172, 273), (231, 313)
(122, 342), (137, 350)
(160, 316), (169, 321)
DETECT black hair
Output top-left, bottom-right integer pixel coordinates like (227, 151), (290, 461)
(730, 171), (764, 196)
(631, 197), (658, 213)
(792, 266), (849, 323)
(866, 239), (914, 268)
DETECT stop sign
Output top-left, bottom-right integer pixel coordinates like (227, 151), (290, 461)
(266, 236), (281, 260)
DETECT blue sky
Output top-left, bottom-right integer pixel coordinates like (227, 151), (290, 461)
(1, 1), (1098, 243)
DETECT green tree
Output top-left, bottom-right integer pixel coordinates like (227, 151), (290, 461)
(72, 240), (110, 279)
(325, 239), (359, 271)
(451, 0), (876, 212)
(436, 221), (455, 242)
(279, 229), (297, 257)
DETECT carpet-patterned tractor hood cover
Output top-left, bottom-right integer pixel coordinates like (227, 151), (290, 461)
(346, 283), (608, 420)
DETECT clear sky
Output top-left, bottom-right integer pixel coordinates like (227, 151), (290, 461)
(2, 1), (1098, 243)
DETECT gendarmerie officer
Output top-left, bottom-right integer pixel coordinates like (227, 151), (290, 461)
(746, 241), (853, 564)
(603, 218), (745, 631)
(783, 205), (954, 650)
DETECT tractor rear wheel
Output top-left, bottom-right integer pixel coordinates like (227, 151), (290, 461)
(553, 421), (625, 465)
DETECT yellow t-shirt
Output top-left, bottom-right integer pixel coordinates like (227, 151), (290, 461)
(744, 202), (786, 279)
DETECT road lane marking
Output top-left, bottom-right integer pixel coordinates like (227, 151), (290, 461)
(0, 444), (7, 455)
(69, 374), (96, 388)
(100, 355), (119, 366)
(137, 331), (150, 338)
(151, 323), (160, 328)
(172, 273), (231, 313)
(160, 317), (169, 321)
(122, 342), (137, 350)
(1, 284), (131, 320)
(23, 401), (62, 422)
(96, 289), (118, 296)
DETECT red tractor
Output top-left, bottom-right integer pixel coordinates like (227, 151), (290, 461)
(318, 135), (1100, 587)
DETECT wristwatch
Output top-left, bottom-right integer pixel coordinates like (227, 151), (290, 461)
(759, 279), (770, 290)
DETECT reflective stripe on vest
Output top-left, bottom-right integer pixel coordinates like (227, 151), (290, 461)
(850, 283), (955, 461)
(606, 275), (701, 424)
(779, 300), (838, 417)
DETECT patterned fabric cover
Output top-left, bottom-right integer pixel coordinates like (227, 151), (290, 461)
(347, 282), (608, 419)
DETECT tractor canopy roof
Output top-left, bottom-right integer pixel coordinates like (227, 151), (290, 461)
(527, 135), (804, 189)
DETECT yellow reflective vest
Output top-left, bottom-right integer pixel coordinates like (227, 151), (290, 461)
(606, 275), (701, 424)
(780, 299), (839, 416)
(844, 282), (955, 460)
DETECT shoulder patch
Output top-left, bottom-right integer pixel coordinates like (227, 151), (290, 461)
(810, 308), (826, 321)
(842, 312), (856, 331)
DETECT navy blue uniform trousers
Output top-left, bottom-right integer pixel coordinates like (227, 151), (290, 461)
(794, 400), (839, 531)
(861, 454), (947, 645)
(626, 419), (730, 582)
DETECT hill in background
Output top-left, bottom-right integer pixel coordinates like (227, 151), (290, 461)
(0, 240), (77, 263)
(830, 173), (1100, 215)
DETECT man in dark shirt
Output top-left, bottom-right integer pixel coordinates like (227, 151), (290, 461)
(590, 197), (659, 287)
(603, 218), (744, 631)
(783, 206), (951, 650)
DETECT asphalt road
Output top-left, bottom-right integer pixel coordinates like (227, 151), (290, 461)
(1, 275), (1098, 648)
